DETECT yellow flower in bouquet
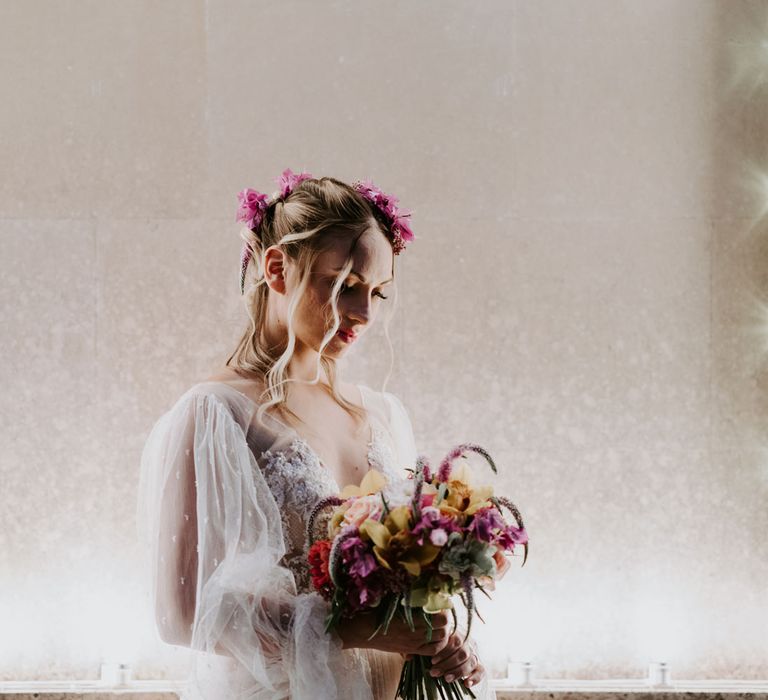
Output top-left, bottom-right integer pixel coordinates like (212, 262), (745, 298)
(408, 575), (455, 613)
(360, 507), (440, 576)
(434, 478), (493, 517)
(340, 468), (388, 498)
(305, 444), (529, 700)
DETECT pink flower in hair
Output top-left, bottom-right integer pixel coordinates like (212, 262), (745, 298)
(394, 209), (415, 243)
(352, 178), (415, 254)
(395, 209), (415, 241)
(235, 188), (269, 230)
(355, 179), (395, 216)
(275, 167), (314, 198)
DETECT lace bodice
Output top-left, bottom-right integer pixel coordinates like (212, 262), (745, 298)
(259, 425), (404, 592)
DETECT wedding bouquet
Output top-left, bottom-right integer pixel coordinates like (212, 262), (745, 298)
(306, 443), (529, 700)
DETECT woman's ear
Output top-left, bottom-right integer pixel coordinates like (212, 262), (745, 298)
(263, 246), (288, 294)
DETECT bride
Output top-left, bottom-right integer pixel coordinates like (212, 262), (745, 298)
(137, 170), (490, 699)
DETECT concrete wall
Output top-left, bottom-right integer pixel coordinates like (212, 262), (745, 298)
(1, 0), (766, 684)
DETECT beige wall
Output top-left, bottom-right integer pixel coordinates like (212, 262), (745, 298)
(1, 0), (766, 684)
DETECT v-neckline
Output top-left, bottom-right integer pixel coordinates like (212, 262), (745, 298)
(196, 380), (376, 474)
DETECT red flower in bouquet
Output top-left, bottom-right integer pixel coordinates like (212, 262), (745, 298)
(308, 539), (333, 600)
(306, 443), (529, 700)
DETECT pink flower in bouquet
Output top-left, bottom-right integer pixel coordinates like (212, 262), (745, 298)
(497, 523), (529, 551)
(470, 507), (506, 542)
(348, 575), (385, 608)
(429, 528), (448, 546)
(420, 492), (435, 508)
(307, 452), (530, 700)
(343, 496), (383, 528)
(340, 535), (378, 578)
(411, 506), (460, 547)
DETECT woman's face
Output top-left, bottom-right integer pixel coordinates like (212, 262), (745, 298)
(291, 225), (394, 355)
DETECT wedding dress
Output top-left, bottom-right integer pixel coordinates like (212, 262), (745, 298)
(136, 379), (494, 700)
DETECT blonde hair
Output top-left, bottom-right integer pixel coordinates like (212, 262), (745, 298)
(224, 175), (399, 432)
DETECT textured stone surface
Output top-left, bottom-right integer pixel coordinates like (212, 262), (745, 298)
(1, 0), (766, 685)
(0, 691), (766, 700)
(496, 694), (768, 700)
(0, 695), (179, 700)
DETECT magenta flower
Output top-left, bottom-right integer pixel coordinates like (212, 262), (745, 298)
(497, 524), (529, 550)
(350, 553), (377, 578)
(411, 507), (460, 546)
(340, 535), (377, 578)
(469, 508), (528, 550)
(236, 188), (269, 230)
(349, 578), (383, 608)
(469, 508), (506, 543)
(275, 167), (313, 198)
(394, 210), (415, 242)
(352, 178), (415, 254)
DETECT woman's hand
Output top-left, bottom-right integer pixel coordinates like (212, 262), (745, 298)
(336, 610), (452, 657)
(423, 632), (485, 689)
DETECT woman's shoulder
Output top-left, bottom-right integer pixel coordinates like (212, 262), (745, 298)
(357, 383), (411, 425)
(195, 367), (293, 440)
(191, 367), (267, 406)
(202, 366), (265, 395)
(162, 367), (265, 428)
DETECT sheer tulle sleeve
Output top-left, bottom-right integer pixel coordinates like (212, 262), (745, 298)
(380, 390), (418, 472)
(136, 390), (373, 700)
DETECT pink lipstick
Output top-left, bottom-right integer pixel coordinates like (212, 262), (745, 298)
(336, 329), (357, 343)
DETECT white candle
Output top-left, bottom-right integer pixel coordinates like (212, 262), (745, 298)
(117, 663), (132, 686)
(648, 661), (671, 686)
(100, 661), (131, 686)
(506, 660), (534, 686)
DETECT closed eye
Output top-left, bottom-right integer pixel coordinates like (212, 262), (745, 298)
(339, 283), (388, 300)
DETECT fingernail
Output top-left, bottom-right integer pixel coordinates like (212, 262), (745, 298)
(445, 675), (454, 682)
(429, 670), (439, 677)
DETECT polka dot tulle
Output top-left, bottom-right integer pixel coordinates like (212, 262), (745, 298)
(136, 381), (465, 699)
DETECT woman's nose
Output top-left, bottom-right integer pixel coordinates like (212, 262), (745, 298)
(346, 297), (372, 325)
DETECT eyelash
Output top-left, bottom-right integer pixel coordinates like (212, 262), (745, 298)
(340, 283), (388, 300)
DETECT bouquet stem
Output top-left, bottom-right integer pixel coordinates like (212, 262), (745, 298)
(396, 655), (477, 700)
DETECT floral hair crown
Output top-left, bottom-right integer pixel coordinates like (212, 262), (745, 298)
(350, 178), (415, 256)
(235, 168), (415, 294)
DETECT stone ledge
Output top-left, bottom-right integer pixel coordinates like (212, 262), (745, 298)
(0, 696), (179, 700)
(1, 684), (766, 700)
(0, 693), (766, 700)
(494, 693), (768, 700)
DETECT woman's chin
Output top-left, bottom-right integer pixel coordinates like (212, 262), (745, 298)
(318, 335), (351, 355)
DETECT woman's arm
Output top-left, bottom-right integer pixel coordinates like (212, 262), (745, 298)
(335, 609), (452, 657)
(139, 390), (385, 697)
(152, 395), (294, 659)
(154, 414), (197, 646)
